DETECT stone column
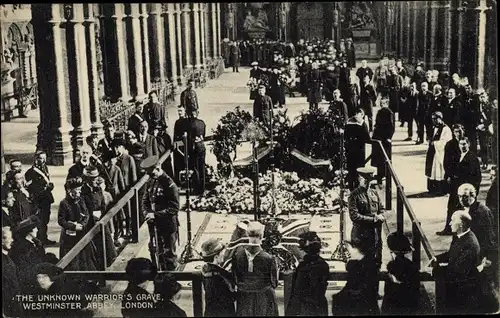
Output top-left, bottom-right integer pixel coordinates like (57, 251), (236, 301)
(200, 3), (207, 68)
(405, 2), (411, 62)
(164, 4), (179, 87)
(423, 1), (430, 66)
(174, 4), (184, 86)
(443, 1), (452, 72)
(100, 4), (130, 102)
(475, 0), (488, 89)
(410, 1), (418, 63)
(32, 4), (72, 165)
(147, 3), (166, 84)
(182, 3), (193, 69)
(84, 4), (104, 139)
(204, 3), (212, 62)
(428, 2), (438, 69)
(211, 3), (217, 59)
(192, 3), (202, 69)
(66, 3), (92, 156)
(140, 3), (151, 94)
(125, 4), (146, 100)
(398, 2), (404, 59)
(216, 3), (222, 57)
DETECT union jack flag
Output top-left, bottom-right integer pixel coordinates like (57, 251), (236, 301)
(221, 217), (311, 271)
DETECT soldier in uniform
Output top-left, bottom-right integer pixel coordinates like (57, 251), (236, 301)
(307, 62), (323, 110)
(187, 110), (207, 195)
(141, 156), (180, 270)
(231, 41), (241, 73)
(348, 167), (386, 270)
(180, 80), (199, 118)
(25, 151), (56, 245)
(143, 91), (167, 134)
(173, 106), (189, 185)
(253, 84), (273, 127)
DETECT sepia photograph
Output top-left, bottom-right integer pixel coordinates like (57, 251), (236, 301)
(1, 1), (498, 317)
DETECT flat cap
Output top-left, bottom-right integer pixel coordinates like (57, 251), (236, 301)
(140, 155), (159, 170)
(357, 166), (376, 178)
(201, 238), (226, 258)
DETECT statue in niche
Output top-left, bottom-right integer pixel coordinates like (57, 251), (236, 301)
(243, 5), (270, 32)
(348, 2), (376, 29)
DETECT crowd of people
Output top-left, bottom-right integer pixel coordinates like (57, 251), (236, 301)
(2, 34), (498, 316)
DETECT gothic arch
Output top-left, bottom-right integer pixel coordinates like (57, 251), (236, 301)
(6, 22), (22, 47)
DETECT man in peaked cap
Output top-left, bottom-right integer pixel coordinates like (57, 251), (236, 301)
(141, 156), (180, 270)
(348, 166), (386, 270)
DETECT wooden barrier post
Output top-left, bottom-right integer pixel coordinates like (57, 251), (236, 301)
(397, 186), (404, 234)
(433, 265), (447, 314)
(131, 188), (140, 243)
(100, 223), (107, 286)
(412, 221), (421, 270)
(192, 274), (204, 317)
(385, 160), (392, 210)
(282, 270), (294, 315)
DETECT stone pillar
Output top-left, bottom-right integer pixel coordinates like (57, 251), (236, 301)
(140, 3), (151, 94)
(216, 3), (222, 57)
(433, 1), (452, 72)
(200, 3), (207, 68)
(192, 3), (202, 69)
(204, 3), (212, 62)
(164, 4), (179, 88)
(182, 3), (193, 69)
(211, 3), (217, 59)
(410, 1), (418, 63)
(147, 3), (166, 84)
(174, 4), (184, 86)
(423, 2), (430, 67)
(443, 1), (452, 72)
(32, 4), (72, 165)
(66, 3), (92, 157)
(84, 4), (104, 139)
(100, 4), (130, 102)
(125, 4), (146, 100)
(398, 2), (405, 59)
(405, 2), (411, 62)
(475, 0), (488, 89)
(428, 2), (438, 69)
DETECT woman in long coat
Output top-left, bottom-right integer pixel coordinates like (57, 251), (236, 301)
(58, 178), (97, 271)
(372, 98), (395, 184)
(331, 239), (380, 315)
(286, 231), (329, 316)
(81, 167), (117, 270)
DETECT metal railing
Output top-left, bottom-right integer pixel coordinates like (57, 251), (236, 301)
(57, 150), (172, 270)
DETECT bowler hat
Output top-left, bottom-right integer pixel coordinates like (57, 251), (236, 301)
(154, 273), (182, 300)
(200, 238), (226, 258)
(83, 165), (99, 178)
(35, 262), (64, 280)
(140, 155), (159, 170)
(14, 215), (40, 237)
(387, 232), (413, 253)
(357, 166), (376, 179)
(125, 258), (156, 284)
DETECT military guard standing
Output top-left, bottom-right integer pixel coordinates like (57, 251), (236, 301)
(349, 167), (386, 269)
(141, 156), (180, 270)
(187, 110), (207, 195)
(253, 84), (273, 127)
(173, 106), (189, 185)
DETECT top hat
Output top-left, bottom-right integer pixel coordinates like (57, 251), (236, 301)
(200, 238), (226, 258)
(14, 215), (40, 237)
(387, 232), (414, 253)
(357, 166), (376, 179)
(83, 165), (100, 178)
(140, 155), (159, 170)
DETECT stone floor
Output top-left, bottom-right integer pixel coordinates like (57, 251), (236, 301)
(2, 62), (494, 316)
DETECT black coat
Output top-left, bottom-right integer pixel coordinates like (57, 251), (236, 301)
(345, 120), (370, 171)
(331, 258), (380, 315)
(443, 98), (462, 127)
(286, 254), (329, 316)
(2, 206), (15, 227)
(253, 94), (273, 127)
(9, 237), (46, 292)
(443, 139), (461, 180)
(152, 300), (187, 317)
(2, 253), (23, 317)
(485, 176), (497, 227)
(447, 151), (482, 211)
(417, 91), (432, 118)
(127, 112), (145, 136)
(372, 107), (395, 168)
(359, 84), (377, 118)
(122, 284), (155, 318)
(201, 263), (236, 317)
(328, 99), (349, 123)
(468, 201), (497, 260)
(381, 255), (420, 315)
(25, 165), (55, 205)
(307, 69), (323, 103)
(434, 231), (481, 313)
(356, 67), (374, 83)
(143, 102), (167, 131)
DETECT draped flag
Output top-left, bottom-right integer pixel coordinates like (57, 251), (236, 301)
(221, 217), (311, 271)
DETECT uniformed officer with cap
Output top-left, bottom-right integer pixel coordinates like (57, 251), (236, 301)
(141, 156), (180, 270)
(348, 166), (386, 269)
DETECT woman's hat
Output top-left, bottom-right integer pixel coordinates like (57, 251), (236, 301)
(14, 215), (40, 237)
(200, 238), (226, 258)
(83, 165), (99, 178)
(125, 258), (156, 283)
(35, 262), (64, 280)
(65, 177), (84, 191)
(387, 232), (414, 253)
(154, 273), (182, 300)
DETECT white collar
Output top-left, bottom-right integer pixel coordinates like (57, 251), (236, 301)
(2, 206), (9, 215)
(457, 228), (471, 238)
(2, 249), (8, 255)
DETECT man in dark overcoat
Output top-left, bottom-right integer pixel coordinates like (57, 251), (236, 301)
(476, 91), (493, 168)
(387, 67), (403, 119)
(127, 101), (145, 136)
(187, 111), (206, 195)
(356, 60), (373, 88)
(416, 82), (432, 144)
(372, 98), (395, 184)
(253, 84), (273, 127)
(438, 137), (482, 235)
(25, 151), (56, 245)
(286, 231), (329, 316)
(137, 120), (159, 158)
(345, 108), (371, 190)
(141, 156), (180, 270)
(142, 91), (167, 134)
(359, 75), (377, 131)
(430, 210), (481, 314)
(307, 62), (323, 110)
(173, 106), (189, 185)
(2, 226), (23, 317)
(122, 258), (157, 317)
(443, 88), (462, 128)
(349, 167), (386, 269)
